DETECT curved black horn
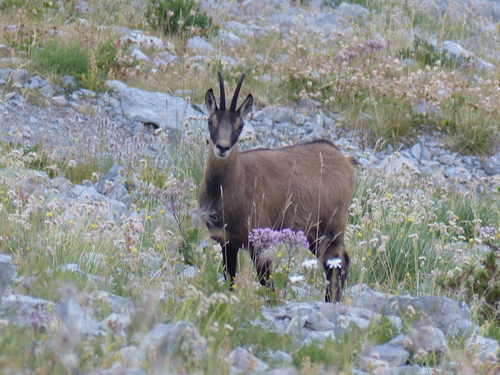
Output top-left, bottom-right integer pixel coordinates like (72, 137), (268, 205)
(218, 71), (226, 111)
(230, 73), (246, 112)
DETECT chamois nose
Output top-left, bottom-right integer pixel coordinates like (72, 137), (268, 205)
(216, 144), (230, 155)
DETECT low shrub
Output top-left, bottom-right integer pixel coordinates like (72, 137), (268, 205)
(145, 0), (215, 36)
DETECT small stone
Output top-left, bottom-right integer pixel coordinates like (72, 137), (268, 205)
(228, 347), (268, 374)
(252, 110), (266, 122)
(444, 166), (471, 182)
(5, 91), (17, 100)
(125, 29), (165, 49)
(96, 165), (124, 194)
(79, 88), (96, 97)
(27, 77), (40, 89)
(272, 350), (293, 364)
(407, 324), (447, 355)
(0, 68), (12, 80)
(106, 80), (128, 93)
(361, 358), (391, 374)
(108, 97), (121, 108)
(131, 49), (149, 61)
(420, 146), (431, 161)
(0, 254), (16, 297)
(483, 153), (500, 175)
(186, 36), (214, 52)
(410, 143), (422, 160)
(438, 154), (455, 165)
(336, 2), (370, 19)
(263, 106), (291, 123)
(291, 113), (306, 125)
(368, 340), (410, 367)
(51, 95), (68, 106)
(262, 117), (273, 127)
(57, 287), (101, 336)
(299, 97), (317, 117)
(61, 75), (78, 89)
(218, 30), (246, 46)
(466, 334), (500, 362)
(159, 51), (178, 63)
(140, 322), (206, 365)
(11, 68), (30, 86)
(39, 84), (55, 97)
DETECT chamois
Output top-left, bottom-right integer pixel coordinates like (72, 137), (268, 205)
(198, 72), (357, 302)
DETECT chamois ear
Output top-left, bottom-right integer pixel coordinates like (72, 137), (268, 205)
(237, 94), (253, 118)
(205, 89), (218, 114)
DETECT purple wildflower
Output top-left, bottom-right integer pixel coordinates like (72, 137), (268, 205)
(460, 58), (478, 70)
(249, 228), (309, 249)
(150, 179), (192, 213)
(365, 40), (384, 51)
(248, 228), (281, 249)
(479, 226), (498, 240)
(279, 228), (309, 249)
(28, 311), (44, 331)
(334, 50), (359, 61)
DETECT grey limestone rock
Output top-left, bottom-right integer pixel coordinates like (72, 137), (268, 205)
(11, 68), (30, 86)
(120, 87), (200, 136)
(366, 336), (410, 367)
(0, 254), (16, 297)
(138, 321), (207, 370)
(336, 2), (370, 19)
(186, 36), (215, 52)
(483, 153), (500, 175)
(263, 106), (292, 124)
(227, 346), (268, 374)
(57, 286), (102, 336)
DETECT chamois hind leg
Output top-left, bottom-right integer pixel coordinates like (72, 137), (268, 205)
(221, 243), (239, 290)
(312, 235), (350, 303)
(249, 246), (273, 288)
(323, 249), (350, 303)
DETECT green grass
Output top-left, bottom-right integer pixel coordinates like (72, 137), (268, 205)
(33, 39), (90, 78)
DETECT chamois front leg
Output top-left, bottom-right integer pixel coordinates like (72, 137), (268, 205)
(221, 243), (239, 290)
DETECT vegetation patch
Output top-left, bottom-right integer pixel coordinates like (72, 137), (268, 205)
(145, 0), (216, 36)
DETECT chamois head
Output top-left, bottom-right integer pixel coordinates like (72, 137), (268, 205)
(205, 71), (253, 159)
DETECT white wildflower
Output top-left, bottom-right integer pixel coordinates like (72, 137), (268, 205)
(301, 258), (318, 269)
(326, 258), (342, 269)
(289, 275), (304, 283)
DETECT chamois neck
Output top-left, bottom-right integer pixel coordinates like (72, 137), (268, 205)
(205, 143), (242, 195)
